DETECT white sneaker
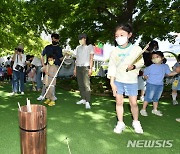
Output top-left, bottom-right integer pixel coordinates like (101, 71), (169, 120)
(173, 100), (178, 105)
(21, 92), (24, 95)
(140, 96), (144, 101)
(176, 118), (180, 122)
(140, 109), (148, 116)
(152, 110), (163, 116)
(132, 120), (143, 134)
(114, 121), (126, 134)
(37, 95), (44, 101)
(76, 99), (86, 104)
(54, 96), (57, 101)
(85, 102), (91, 109)
(10, 92), (16, 96)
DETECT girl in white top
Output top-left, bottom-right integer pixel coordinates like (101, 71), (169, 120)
(108, 23), (144, 134)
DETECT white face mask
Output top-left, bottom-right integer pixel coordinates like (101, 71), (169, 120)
(152, 57), (162, 64)
(115, 36), (128, 46)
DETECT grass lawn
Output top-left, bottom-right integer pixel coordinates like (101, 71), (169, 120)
(0, 80), (179, 154)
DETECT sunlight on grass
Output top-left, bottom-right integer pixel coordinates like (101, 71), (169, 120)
(68, 91), (80, 97)
(48, 117), (58, 121)
(160, 101), (170, 105)
(85, 111), (106, 121)
(56, 134), (70, 143)
(75, 110), (106, 121)
(124, 112), (132, 116)
(0, 91), (10, 97)
(0, 104), (10, 108)
(47, 128), (54, 133)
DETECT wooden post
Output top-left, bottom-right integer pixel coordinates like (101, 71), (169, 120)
(18, 105), (47, 154)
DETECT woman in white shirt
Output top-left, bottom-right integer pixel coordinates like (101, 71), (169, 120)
(11, 45), (26, 95)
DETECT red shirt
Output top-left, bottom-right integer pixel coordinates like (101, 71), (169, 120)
(7, 67), (12, 75)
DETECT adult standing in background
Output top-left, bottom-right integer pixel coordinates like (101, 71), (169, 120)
(74, 34), (94, 109)
(11, 45), (26, 95)
(37, 33), (63, 101)
(31, 56), (43, 91)
(41, 33), (63, 67)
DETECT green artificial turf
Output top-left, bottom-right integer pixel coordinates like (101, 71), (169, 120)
(0, 81), (179, 154)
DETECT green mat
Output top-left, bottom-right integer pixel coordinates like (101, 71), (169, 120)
(0, 81), (179, 154)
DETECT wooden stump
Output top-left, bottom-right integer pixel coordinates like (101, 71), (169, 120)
(18, 105), (47, 154)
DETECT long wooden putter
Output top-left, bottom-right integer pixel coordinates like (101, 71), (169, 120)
(126, 42), (150, 72)
(42, 56), (66, 100)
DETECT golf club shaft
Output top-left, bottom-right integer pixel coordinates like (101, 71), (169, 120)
(42, 56), (66, 100)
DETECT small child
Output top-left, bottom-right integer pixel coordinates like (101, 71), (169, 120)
(171, 54), (180, 105)
(108, 23), (144, 134)
(6, 65), (12, 81)
(140, 51), (180, 116)
(41, 55), (57, 106)
(27, 65), (36, 91)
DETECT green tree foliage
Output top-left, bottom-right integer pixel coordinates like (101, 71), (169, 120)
(0, 0), (45, 56)
(0, 0), (179, 55)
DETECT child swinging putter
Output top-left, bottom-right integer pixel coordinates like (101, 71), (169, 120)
(107, 23), (144, 134)
(41, 55), (57, 106)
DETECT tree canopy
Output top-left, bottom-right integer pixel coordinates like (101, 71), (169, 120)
(0, 0), (179, 56)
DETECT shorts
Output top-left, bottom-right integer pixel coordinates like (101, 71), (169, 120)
(144, 83), (163, 102)
(114, 81), (138, 96)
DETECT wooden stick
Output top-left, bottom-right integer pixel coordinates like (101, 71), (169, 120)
(126, 42), (150, 72)
(18, 102), (22, 112)
(42, 56), (66, 100)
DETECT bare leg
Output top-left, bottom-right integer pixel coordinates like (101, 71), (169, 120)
(141, 90), (145, 97)
(129, 96), (138, 121)
(142, 101), (148, 110)
(116, 94), (124, 122)
(153, 102), (158, 110)
(172, 90), (177, 100)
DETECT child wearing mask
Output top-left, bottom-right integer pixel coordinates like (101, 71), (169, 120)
(107, 23), (144, 134)
(140, 51), (180, 116)
(138, 40), (159, 101)
(41, 55), (57, 106)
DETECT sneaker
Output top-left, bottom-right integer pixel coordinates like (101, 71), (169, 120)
(173, 100), (178, 105)
(114, 121), (126, 134)
(37, 95), (44, 101)
(44, 99), (50, 104)
(140, 109), (148, 116)
(140, 96), (144, 102)
(132, 120), (143, 134)
(76, 99), (86, 104)
(176, 118), (180, 122)
(48, 101), (55, 106)
(21, 92), (24, 95)
(54, 96), (57, 101)
(85, 102), (91, 109)
(152, 110), (163, 116)
(10, 92), (17, 96)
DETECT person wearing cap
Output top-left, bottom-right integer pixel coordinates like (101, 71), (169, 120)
(37, 33), (63, 101)
(11, 45), (26, 95)
(74, 33), (94, 109)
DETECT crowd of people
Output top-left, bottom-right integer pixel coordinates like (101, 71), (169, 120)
(1, 23), (179, 134)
